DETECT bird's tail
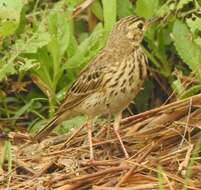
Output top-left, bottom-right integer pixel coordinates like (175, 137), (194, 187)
(33, 115), (60, 142)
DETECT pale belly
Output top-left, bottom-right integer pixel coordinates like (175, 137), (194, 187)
(78, 80), (144, 118)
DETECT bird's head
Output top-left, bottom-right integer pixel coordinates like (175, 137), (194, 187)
(107, 16), (153, 50)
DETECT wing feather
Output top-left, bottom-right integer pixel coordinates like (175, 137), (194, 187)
(57, 51), (107, 114)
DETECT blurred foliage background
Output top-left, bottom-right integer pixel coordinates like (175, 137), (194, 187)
(0, 0), (201, 135)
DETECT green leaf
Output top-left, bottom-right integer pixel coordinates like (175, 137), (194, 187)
(182, 137), (201, 190)
(102, 0), (117, 30)
(32, 48), (54, 96)
(65, 0), (84, 7)
(67, 21), (78, 57)
(67, 23), (107, 69)
(11, 98), (39, 126)
(195, 37), (201, 48)
(13, 100), (34, 121)
(56, 116), (86, 134)
(157, 166), (165, 190)
(0, 13), (51, 82)
(177, 0), (193, 10)
(91, 0), (103, 21)
(0, 141), (12, 173)
(67, 34), (78, 57)
(47, 11), (70, 85)
(180, 84), (201, 98)
(172, 79), (185, 95)
(156, 1), (175, 17)
(136, 0), (159, 18)
(19, 58), (39, 72)
(0, 0), (25, 37)
(173, 20), (201, 79)
(0, 62), (16, 81)
(48, 11), (70, 60)
(186, 16), (201, 33)
(28, 119), (46, 134)
(14, 24), (51, 54)
(117, 0), (133, 18)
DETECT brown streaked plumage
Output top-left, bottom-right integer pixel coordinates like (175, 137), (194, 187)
(34, 16), (150, 161)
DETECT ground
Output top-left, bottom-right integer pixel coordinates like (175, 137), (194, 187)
(1, 94), (201, 190)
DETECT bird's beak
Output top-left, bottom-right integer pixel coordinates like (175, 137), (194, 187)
(144, 16), (160, 28)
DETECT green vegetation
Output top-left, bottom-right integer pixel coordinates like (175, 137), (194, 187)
(1, 1), (201, 188)
(0, 0), (201, 134)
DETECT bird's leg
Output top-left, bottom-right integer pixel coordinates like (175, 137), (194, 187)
(86, 120), (94, 162)
(113, 113), (129, 158)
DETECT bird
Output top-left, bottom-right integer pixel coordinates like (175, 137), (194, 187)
(33, 15), (152, 162)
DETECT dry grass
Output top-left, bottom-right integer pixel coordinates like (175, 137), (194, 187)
(1, 94), (201, 190)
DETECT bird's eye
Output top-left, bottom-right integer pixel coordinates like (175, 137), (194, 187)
(137, 22), (144, 30)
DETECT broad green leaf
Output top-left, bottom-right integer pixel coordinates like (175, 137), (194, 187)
(173, 20), (201, 79)
(136, 0), (159, 18)
(0, 0), (25, 36)
(117, 0), (133, 18)
(14, 25), (51, 54)
(0, 63), (16, 81)
(156, 1), (175, 17)
(67, 21), (78, 57)
(33, 48), (54, 95)
(177, 0), (193, 10)
(102, 0), (116, 30)
(91, 0), (103, 21)
(67, 32), (78, 57)
(172, 79), (185, 95)
(195, 37), (201, 48)
(19, 58), (39, 72)
(0, 11), (51, 82)
(67, 23), (107, 69)
(186, 16), (201, 33)
(48, 11), (70, 60)
(180, 84), (201, 98)
(65, 0), (84, 7)
(47, 11), (70, 85)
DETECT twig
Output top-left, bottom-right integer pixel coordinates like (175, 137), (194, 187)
(15, 159), (36, 175)
(60, 124), (86, 149)
(178, 144), (194, 173)
(121, 93), (201, 125)
(35, 159), (57, 177)
(179, 97), (193, 148)
(93, 183), (160, 190)
(45, 138), (119, 156)
(56, 182), (84, 190)
(116, 142), (156, 187)
(72, 0), (95, 17)
(67, 166), (130, 183)
(80, 160), (120, 167)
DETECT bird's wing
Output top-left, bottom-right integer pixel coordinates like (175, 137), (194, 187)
(33, 51), (108, 141)
(56, 52), (107, 115)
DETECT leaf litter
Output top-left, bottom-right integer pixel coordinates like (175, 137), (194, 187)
(1, 94), (201, 189)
